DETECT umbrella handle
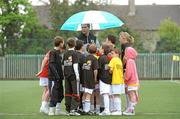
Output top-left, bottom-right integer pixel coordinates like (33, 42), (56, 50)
(90, 23), (93, 31)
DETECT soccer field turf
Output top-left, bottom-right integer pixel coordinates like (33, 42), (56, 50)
(0, 80), (180, 119)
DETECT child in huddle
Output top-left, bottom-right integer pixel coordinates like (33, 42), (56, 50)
(106, 35), (116, 49)
(98, 44), (112, 115)
(82, 43), (99, 114)
(123, 47), (139, 116)
(48, 36), (65, 116)
(36, 51), (50, 114)
(108, 48), (125, 115)
(75, 40), (85, 112)
(63, 38), (80, 115)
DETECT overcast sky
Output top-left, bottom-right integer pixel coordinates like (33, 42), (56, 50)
(30, 0), (180, 6)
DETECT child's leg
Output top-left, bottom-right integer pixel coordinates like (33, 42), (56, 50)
(109, 95), (115, 112)
(41, 87), (45, 101)
(42, 86), (49, 108)
(100, 95), (104, 112)
(102, 93), (110, 112)
(40, 86), (49, 114)
(84, 93), (91, 112)
(94, 89), (100, 113)
(41, 87), (47, 107)
(90, 92), (95, 112)
(79, 85), (84, 110)
(128, 90), (138, 110)
(44, 86), (49, 102)
(129, 90), (138, 103)
(48, 81), (56, 115)
(113, 94), (122, 112)
(122, 90), (137, 116)
(40, 78), (49, 110)
(125, 87), (130, 110)
(53, 80), (64, 115)
(82, 92), (86, 111)
(70, 77), (79, 111)
(65, 78), (71, 113)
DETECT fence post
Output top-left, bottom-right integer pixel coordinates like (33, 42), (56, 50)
(37, 55), (41, 72)
(3, 57), (6, 79)
(144, 55), (146, 78)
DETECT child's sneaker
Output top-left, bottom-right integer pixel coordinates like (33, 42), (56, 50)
(66, 112), (70, 116)
(111, 111), (122, 115)
(94, 110), (100, 115)
(55, 109), (66, 115)
(69, 110), (81, 116)
(123, 109), (135, 116)
(48, 107), (55, 116)
(99, 110), (110, 116)
(82, 111), (94, 115)
(77, 109), (84, 115)
(40, 107), (49, 114)
(40, 107), (43, 113)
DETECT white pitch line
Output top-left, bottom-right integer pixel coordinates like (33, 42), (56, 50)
(142, 112), (180, 115)
(0, 113), (37, 116)
(170, 80), (180, 84)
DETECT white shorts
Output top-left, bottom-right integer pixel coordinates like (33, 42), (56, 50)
(110, 84), (125, 95)
(39, 77), (48, 86)
(127, 86), (139, 91)
(99, 80), (111, 94)
(84, 88), (93, 94)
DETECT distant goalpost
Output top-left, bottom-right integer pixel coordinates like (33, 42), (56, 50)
(171, 55), (180, 82)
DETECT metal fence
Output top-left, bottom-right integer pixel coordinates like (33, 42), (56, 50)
(0, 54), (180, 79)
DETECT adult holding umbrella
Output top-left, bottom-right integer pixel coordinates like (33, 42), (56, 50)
(77, 23), (100, 47)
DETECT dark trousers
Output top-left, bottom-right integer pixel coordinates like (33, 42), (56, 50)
(65, 75), (79, 112)
(48, 80), (64, 107)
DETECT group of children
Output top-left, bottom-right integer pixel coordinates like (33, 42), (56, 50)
(36, 32), (139, 116)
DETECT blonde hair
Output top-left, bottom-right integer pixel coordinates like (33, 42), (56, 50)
(119, 32), (134, 45)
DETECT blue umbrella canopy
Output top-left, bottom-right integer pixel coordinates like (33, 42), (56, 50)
(60, 10), (124, 31)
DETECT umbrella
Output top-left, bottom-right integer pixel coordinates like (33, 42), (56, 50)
(60, 10), (124, 31)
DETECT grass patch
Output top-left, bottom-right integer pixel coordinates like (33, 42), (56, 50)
(0, 80), (180, 119)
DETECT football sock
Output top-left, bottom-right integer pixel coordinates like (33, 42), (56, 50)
(109, 96), (115, 112)
(56, 103), (61, 111)
(84, 100), (90, 112)
(114, 96), (121, 112)
(103, 94), (109, 112)
(96, 104), (100, 112)
(90, 104), (94, 111)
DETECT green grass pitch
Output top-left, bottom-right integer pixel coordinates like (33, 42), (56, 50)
(0, 80), (180, 119)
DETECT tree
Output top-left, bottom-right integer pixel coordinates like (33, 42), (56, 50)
(72, 0), (99, 13)
(156, 19), (180, 53)
(0, 0), (38, 56)
(16, 24), (54, 54)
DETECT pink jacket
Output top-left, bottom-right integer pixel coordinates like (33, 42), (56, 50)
(124, 47), (139, 86)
